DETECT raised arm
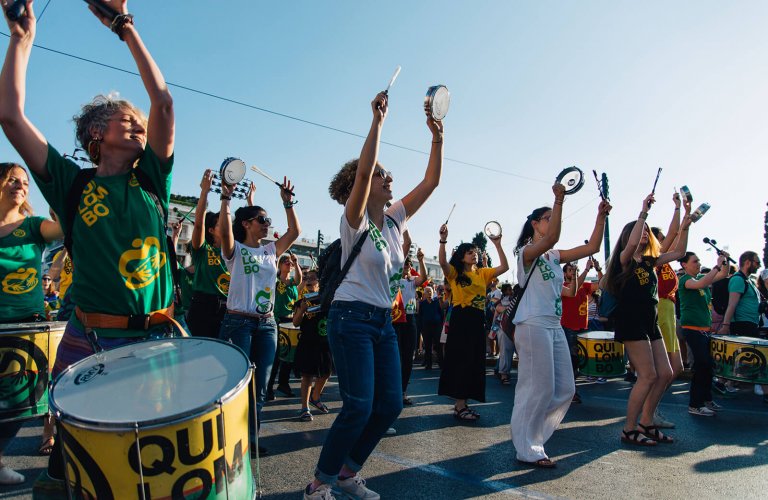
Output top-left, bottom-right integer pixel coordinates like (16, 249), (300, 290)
(401, 117), (443, 218)
(0, 1), (50, 177)
(659, 192), (682, 253)
(415, 248), (428, 287)
(657, 206), (692, 266)
(87, 0), (174, 160)
(402, 228), (412, 259)
(290, 252), (303, 288)
(346, 92), (387, 229)
(523, 184), (565, 267)
(559, 201), (611, 263)
(684, 254), (729, 290)
(191, 170), (212, 251)
(438, 224), (451, 277)
(274, 177), (301, 256)
(489, 234), (509, 279)
(620, 194), (655, 268)
(217, 183), (235, 260)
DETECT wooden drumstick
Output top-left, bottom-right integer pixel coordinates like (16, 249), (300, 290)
(445, 203), (456, 225)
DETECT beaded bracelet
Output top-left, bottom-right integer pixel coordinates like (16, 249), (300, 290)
(111, 13), (134, 41)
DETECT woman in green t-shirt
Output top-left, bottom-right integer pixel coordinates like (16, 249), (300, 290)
(678, 252), (729, 416)
(0, 162), (62, 484)
(0, 1), (176, 487)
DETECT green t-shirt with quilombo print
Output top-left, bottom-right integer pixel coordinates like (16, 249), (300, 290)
(0, 216), (46, 321)
(31, 144), (174, 337)
(191, 240), (229, 298)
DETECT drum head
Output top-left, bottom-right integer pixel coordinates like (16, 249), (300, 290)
(578, 331), (615, 341)
(50, 338), (251, 428)
(484, 221), (502, 238)
(425, 85), (451, 121)
(220, 157), (246, 185)
(555, 166), (585, 195)
(679, 185), (693, 203)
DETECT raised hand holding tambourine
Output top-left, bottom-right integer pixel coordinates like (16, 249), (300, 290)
(555, 166), (584, 196)
(424, 85), (450, 121)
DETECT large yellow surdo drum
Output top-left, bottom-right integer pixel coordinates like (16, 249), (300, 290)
(50, 337), (255, 499)
(576, 331), (626, 377)
(710, 335), (768, 384)
(0, 321), (65, 422)
(278, 323), (300, 363)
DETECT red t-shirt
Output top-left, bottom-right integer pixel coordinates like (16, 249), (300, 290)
(561, 282), (591, 331)
(657, 262), (679, 302)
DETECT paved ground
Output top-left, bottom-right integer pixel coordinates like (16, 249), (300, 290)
(2, 364), (767, 499)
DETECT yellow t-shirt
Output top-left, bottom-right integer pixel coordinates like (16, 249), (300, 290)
(445, 266), (496, 310)
(54, 249), (73, 298)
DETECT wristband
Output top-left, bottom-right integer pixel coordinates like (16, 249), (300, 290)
(111, 13), (135, 41)
(554, 200), (564, 206)
(674, 207), (680, 211)
(439, 240), (447, 244)
(284, 202), (294, 209)
(722, 322), (730, 326)
(638, 211), (648, 220)
(220, 195), (231, 201)
(713, 265), (722, 272)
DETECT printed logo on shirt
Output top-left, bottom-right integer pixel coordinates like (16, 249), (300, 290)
(207, 249), (221, 266)
(128, 174), (140, 187)
(555, 296), (562, 316)
(217, 273), (230, 295)
(368, 220), (388, 252)
(634, 267), (650, 286)
(660, 266), (676, 282)
(538, 260), (556, 281)
(1, 267), (38, 295)
(63, 257), (73, 275)
(118, 237), (167, 290)
(470, 294), (486, 309)
(11, 228), (25, 238)
(79, 180), (110, 227)
(255, 289), (273, 314)
(578, 301), (588, 317)
(388, 268), (403, 300)
(318, 317), (328, 337)
(240, 247), (261, 274)
(386, 219), (394, 229)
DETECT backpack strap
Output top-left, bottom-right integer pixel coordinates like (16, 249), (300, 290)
(64, 168), (97, 258)
(338, 229), (370, 286)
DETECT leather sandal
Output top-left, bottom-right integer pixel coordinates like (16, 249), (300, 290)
(517, 458), (556, 468)
(638, 423), (674, 444)
(453, 406), (479, 421)
(621, 429), (657, 446)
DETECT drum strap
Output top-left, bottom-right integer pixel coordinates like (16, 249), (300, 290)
(75, 305), (189, 336)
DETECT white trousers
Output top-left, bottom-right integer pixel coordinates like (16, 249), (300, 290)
(510, 323), (575, 462)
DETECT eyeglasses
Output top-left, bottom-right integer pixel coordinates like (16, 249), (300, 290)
(42, 277), (52, 281)
(248, 215), (272, 226)
(375, 168), (392, 180)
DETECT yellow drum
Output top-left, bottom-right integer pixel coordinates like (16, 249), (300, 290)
(0, 321), (65, 422)
(711, 335), (768, 384)
(278, 323), (301, 363)
(576, 331), (626, 377)
(50, 338), (255, 499)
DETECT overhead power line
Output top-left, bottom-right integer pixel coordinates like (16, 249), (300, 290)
(0, 31), (548, 184)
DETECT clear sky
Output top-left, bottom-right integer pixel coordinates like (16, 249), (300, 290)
(3, 0), (767, 281)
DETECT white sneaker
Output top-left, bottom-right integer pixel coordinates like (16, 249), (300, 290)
(385, 427), (396, 435)
(304, 483), (336, 500)
(0, 466), (25, 485)
(337, 474), (380, 500)
(704, 400), (723, 412)
(653, 411), (675, 429)
(755, 385), (765, 396)
(688, 406), (716, 417)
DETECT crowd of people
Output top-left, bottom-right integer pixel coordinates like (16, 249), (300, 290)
(0, 2), (766, 499)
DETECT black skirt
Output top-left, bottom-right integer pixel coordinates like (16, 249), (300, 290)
(294, 332), (333, 378)
(438, 306), (486, 402)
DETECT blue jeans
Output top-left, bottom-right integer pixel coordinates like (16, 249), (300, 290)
(219, 313), (277, 444)
(315, 301), (403, 484)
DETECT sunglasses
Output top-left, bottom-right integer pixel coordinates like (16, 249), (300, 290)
(248, 215), (272, 226)
(42, 277), (52, 281)
(375, 168), (392, 180)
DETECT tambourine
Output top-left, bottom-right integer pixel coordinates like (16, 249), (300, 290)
(555, 166), (585, 195)
(219, 157), (247, 186)
(690, 202), (711, 223)
(424, 85), (451, 121)
(484, 221), (502, 239)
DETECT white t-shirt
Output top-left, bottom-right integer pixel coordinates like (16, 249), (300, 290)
(513, 247), (564, 328)
(334, 200), (407, 309)
(224, 240), (278, 314)
(400, 278), (418, 315)
(488, 288), (502, 303)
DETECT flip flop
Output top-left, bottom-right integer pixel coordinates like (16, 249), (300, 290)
(517, 458), (556, 468)
(39, 436), (55, 456)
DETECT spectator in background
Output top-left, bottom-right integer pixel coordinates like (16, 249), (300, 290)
(419, 286), (443, 370)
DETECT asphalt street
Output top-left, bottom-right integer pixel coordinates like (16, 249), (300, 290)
(2, 363), (766, 499)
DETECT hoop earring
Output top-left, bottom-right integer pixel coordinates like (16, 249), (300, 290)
(87, 139), (101, 164)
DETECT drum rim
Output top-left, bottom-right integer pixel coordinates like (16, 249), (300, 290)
(555, 166), (585, 194)
(424, 85), (450, 120)
(711, 334), (768, 346)
(220, 157), (247, 184)
(577, 331), (615, 339)
(0, 321), (68, 334)
(483, 220), (502, 238)
(50, 337), (253, 431)
(278, 322), (300, 329)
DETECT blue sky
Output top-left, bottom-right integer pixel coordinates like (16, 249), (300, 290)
(3, 1), (767, 279)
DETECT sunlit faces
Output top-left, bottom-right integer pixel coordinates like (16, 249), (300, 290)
(100, 109), (147, 156)
(462, 247), (479, 265)
(2, 167), (29, 205)
(531, 210), (552, 237)
(373, 166), (393, 201)
(243, 211), (271, 238)
(304, 271), (319, 292)
(682, 254), (701, 275)
(639, 224), (651, 245)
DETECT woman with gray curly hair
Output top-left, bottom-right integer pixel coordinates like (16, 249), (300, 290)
(0, 0), (175, 489)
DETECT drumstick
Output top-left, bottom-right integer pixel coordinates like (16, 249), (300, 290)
(445, 203), (456, 225)
(250, 165), (295, 196)
(384, 65), (402, 94)
(173, 205), (196, 223)
(651, 167), (662, 195)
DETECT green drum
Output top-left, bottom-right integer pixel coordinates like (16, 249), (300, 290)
(576, 331), (626, 378)
(0, 321), (66, 422)
(278, 323), (300, 363)
(711, 335), (768, 384)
